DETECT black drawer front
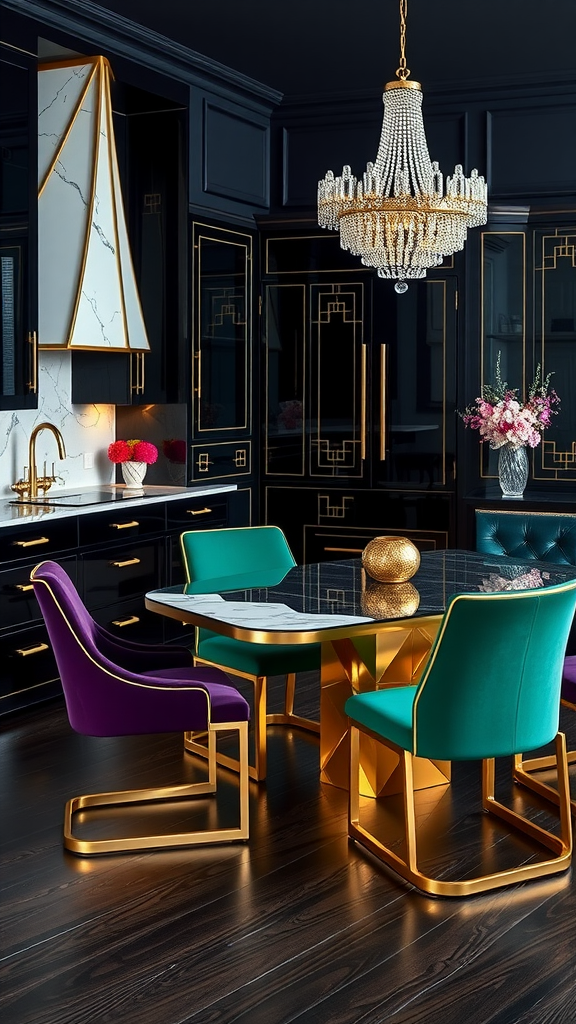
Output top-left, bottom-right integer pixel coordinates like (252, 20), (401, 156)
(78, 504), (166, 547)
(81, 540), (164, 611)
(0, 624), (60, 706)
(0, 517), (78, 564)
(92, 600), (165, 644)
(166, 496), (228, 531)
(0, 556), (77, 632)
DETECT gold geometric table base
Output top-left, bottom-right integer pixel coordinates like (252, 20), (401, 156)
(320, 615), (450, 795)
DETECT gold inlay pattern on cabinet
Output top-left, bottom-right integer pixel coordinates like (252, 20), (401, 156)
(193, 223), (252, 435)
(318, 495), (353, 519)
(191, 441), (252, 480)
(264, 283), (306, 477)
(534, 230), (576, 482)
(311, 283), (364, 478)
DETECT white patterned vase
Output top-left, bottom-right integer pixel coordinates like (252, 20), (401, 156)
(121, 461), (147, 489)
(497, 444), (529, 498)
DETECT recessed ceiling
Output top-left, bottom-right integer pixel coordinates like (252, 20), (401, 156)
(84, 0), (576, 99)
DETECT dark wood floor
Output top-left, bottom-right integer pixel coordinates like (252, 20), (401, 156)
(3, 673), (576, 1024)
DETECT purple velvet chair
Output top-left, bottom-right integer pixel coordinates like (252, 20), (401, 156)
(30, 560), (250, 855)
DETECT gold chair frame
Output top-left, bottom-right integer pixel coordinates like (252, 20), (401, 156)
(185, 662), (319, 782)
(514, 697), (576, 816)
(349, 721), (573, 897)
(65, 720), (249, 855)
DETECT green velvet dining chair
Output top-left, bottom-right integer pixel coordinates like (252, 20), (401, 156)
(346, 580), (576, 897)
(180, 526), (320, 781)
(475, 509), (576, 813)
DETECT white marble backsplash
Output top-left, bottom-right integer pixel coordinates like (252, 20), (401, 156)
(0, 351), (115, 499)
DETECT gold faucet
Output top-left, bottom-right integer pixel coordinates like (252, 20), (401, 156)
(11, 422), (67, 500)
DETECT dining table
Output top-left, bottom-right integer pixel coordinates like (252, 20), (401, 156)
(146, 549), (576, 795)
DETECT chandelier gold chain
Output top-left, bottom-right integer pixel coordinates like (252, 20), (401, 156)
(396, 0), (410, 81)
(317, 0), (488, 286)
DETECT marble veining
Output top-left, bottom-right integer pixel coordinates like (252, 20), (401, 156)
(0, 352), (115, 499)
(147, 589), (372, 632)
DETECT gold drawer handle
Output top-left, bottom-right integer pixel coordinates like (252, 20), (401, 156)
(14, 583), (34, 592)
(110, 557), (141, 568)
(12, 536), (50, 548)
(15, 642), (49, 657)
(111, 615), (140, 627)
(110, 520), (140, 530)
(187, 507), (212, 515)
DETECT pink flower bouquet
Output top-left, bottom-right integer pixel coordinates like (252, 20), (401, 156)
(460, 353), (559, 450)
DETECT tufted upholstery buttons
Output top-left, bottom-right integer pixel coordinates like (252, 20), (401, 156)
(476, 510), (576, 655)
(476, 511), (576, 566)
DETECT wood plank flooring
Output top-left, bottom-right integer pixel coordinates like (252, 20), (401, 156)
(2, 673), (576, 1024)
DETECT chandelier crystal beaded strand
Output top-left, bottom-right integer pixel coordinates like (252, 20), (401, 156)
(317, 0), (488, 292)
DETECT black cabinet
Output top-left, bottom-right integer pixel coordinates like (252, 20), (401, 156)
(0, 33), (38, 410)
(190, 221), (257, 521)
(460, 203), (576, 527)
(260, 229), (457, 562)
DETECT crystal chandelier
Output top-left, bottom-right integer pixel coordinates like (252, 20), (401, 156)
(317, 0), (488, 292)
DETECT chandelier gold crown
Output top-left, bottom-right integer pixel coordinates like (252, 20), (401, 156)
(317, 0), (488, 291)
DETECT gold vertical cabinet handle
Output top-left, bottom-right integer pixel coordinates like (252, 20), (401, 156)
(110, 521), (140, 530)
(111, 615), (140, 627)
(13, 583), (34, 592)
(187, 507), (212, 515)
(110, 557), (141, 568)
(360, 344), (367, 461)
(138, 352), (145, 395)
(194, 350), (202, 399)
(12, 536), (50, 548)
(380, 343), (387, 461)
(27, 330), (38, 393)
(130, 352), (145, 395)
(15, 642), (49, 656)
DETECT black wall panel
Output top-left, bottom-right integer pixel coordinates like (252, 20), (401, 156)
(203, 100), (269, 206)
(488, 103), (576, 197)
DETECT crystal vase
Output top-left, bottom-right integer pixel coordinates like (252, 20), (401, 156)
(121, 461), (147, 489)
(497, 444), (529, 498)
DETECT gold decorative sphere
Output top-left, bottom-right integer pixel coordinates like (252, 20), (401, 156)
(361, 581), (421, 619)
(361, 535), (421, 583)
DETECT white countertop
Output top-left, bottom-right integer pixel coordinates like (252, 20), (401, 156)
(0, 483), (236, 528)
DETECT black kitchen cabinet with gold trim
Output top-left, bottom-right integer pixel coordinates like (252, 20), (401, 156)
(191, 220), (258, 524)
(459, 202), (576, 545)
(0, 12), (38, 411)
(260, 228), (457, 563)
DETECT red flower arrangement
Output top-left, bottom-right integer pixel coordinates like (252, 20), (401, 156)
(107, 439), (158, 464)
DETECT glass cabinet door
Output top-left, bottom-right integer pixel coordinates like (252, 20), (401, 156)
(533, 227), (576, 482)
(0, 45), (37, 409)
(192, 222), (252, 436)
(480, 231), (526, 478)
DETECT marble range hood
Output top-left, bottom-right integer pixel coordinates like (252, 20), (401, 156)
(37, 56), (149, 352)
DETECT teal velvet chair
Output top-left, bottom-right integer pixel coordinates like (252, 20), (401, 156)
(180, 526), (320, 781)
(346, 581), (576, 896)
(476, 509), (576, 810)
